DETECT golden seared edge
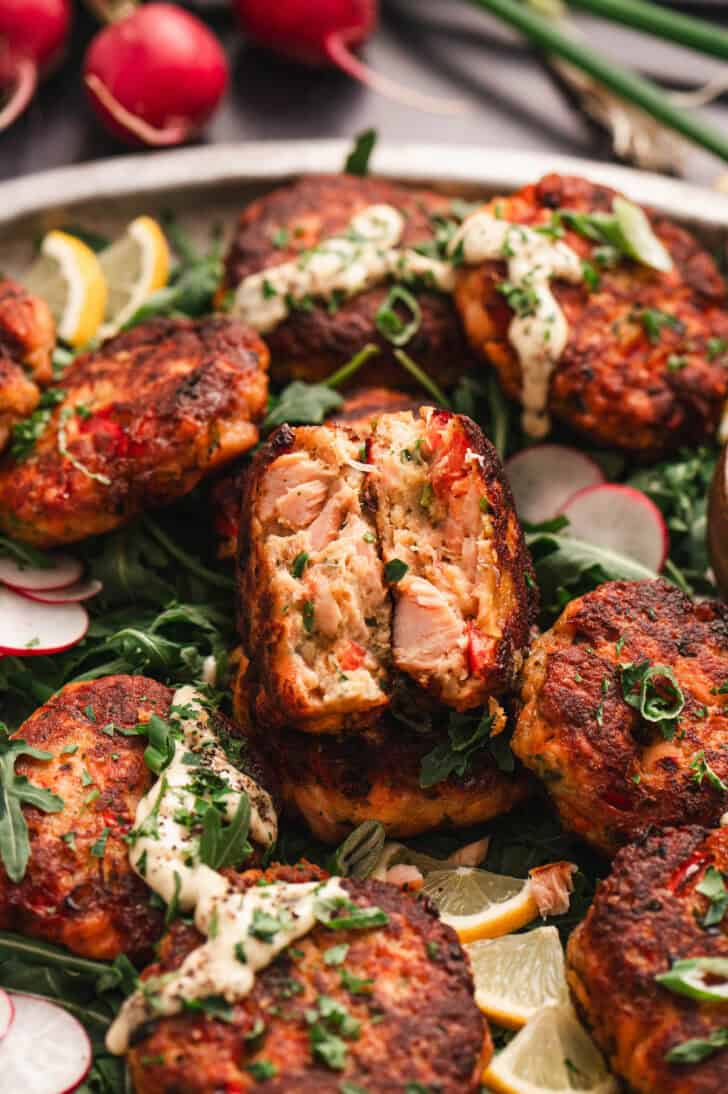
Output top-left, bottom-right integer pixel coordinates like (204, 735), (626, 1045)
(512, 579), (728, 857)
(368, 408), (537, 710)
(0, 316), (269, 547)
(454, 173), (728, 456)
(256, 717), (530, 844)
(237, 422), (392, 735)
(567, 826), (728, 1094)
(0, 676), (170, 961)
(127, 863), (491, 1094)
(222, 173), (475, 389)
(0, 277), (55, 453)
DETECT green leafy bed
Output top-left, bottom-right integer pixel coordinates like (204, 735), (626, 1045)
(0, 195), (721, 1092)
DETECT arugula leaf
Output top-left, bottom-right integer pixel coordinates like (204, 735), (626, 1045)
(420, 710), (506, 788)
(690, 750), (728, 792)
(198, 794), (252, 871)
(656, 957), (728, 1002)
(263, 381), (343, 431)
(0, 736), (63, 882)
(344, 129), (377, 176)
(315, 896), (388, 931)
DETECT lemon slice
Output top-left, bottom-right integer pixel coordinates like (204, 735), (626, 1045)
(421, 865), (540, 943)
(99, 215), (170, 335)
(24, 230), (108, 348)
(483, 1005), (618, 1094)
(466, 926), (569, 1028)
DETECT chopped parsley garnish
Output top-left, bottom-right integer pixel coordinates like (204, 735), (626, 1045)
(640, 308), (684, 344)
(384, 559), (408, 584)
(708, 337), (728, 361)
(375, 286), (422, 347)
(10, 387), (65, 461)
(581, 260), (600, 292)
(306, 995), (360, 1071)
(496, 279), (538, 318)
(324, 943), (349, 966)
(302, 599), (315, 633)
(344, 128), (377, 176)
(249, 906), (292, 944)
(667, 354), (687, 371)
(246, 1059), (278, 1081)
(291, 551), (309, 579)
(90, 827), (110, 858)
(61, 831), (77, 851)
(271, 227), (290, 249)
(315, 896), (389, 932)
(697, 866), (728, 928)
(420, 709), (506, 788)
(81, 767), (94, 787)
(340, 967), (373, 994)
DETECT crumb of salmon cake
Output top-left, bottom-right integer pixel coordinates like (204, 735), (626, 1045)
(127, 864), (491, 1094)
(454, 173), (728, 456)
(0, 316), (269, 546)
(513, 579), (728, 856)
(236, 409), (536, 733)
(567, 826), (728, 1094)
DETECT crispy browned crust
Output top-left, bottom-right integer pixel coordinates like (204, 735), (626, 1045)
(0, 277), (55, 384)
(567, 826), (728, 1094)
(222, 174), (476, 389)
(454, 174), (728, 456)
(0, 676), (170, 960)
(127, 864), (491, 1093)
(254, 717), (531, 843)
(0, 676), (278, 961)
(0, 316), (269, 546)
(513, 580), (728, 856)
(0, 278), (55, 453)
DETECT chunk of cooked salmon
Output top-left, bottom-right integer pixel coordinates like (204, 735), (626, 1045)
(0, 277), (55, 452)
(369, 408), (536, 709)
(0, 316), (269, 546)
(237, 423), (391, 734)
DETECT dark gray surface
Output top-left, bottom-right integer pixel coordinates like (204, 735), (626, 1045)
(1, 0), (727, 185)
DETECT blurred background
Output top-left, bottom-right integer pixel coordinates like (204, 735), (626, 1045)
(2, 0), (728, 185)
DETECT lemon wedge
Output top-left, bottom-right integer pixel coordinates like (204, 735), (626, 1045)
(483, 1005), (618, 1094)
(466, 926), (569, 1028)
(421, 865), (540, 942)
(24, 230), (107, 348)
(99, 215), (170, 335)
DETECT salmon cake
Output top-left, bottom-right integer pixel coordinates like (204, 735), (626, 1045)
(568, 826), (728, 1094)
(513, 580), (728, 856)
(223, 174), (476, 390)
(236, 410), (535, 733)
(0, 277), (55, 453)
(237, 422), (392, 734)
(454, 173), (728, 455)
(369, 407), (536, 709)
(256, 718), (530, 843)
(0, 315), (269, 546)
(0, 676), (276, 961)
(126, 864), (491, 1093)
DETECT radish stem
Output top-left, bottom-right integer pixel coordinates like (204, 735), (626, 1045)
(326, 31), (469, 116)
(467, 0), (728, 162)
(84, 73), (192, 146)
(0, 57), (37, 131)
(325, 342), (381, 389)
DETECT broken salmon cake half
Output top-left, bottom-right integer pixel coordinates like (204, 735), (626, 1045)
(369, 408), (536, 710)
(237, 422), (392, 734)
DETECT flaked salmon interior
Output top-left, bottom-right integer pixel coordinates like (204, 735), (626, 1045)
(370, 408), (506, 710)
(253, 425), (391, 732)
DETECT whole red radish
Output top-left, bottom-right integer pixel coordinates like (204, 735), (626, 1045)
(234, 0), (465, 115)
(0, 0), (71, 131)
(83, 3), (228, 147)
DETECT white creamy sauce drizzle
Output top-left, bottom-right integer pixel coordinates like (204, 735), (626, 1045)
(107, 875), (348, 1054)
(450, 213), (583, 438)
(106, 685), (289, 1052)
(233, 203), (454, 333)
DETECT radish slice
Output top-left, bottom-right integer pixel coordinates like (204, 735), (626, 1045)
(16, 578), (102, 604)
(0, 993), (91, 1093)
(0, 990), (14, 1043)
(0, 586), (88, 655)
(505, 445), (605, 525)
(560, 484), (668, 572)
(0, 553), (82, 592)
